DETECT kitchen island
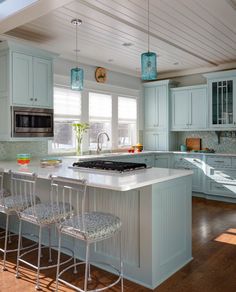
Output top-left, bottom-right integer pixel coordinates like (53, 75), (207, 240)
(0, 158), (193, 289)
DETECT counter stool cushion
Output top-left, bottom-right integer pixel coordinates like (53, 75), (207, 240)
(0, 194), (40, 213)
(60, 212), (122, 241)
(20, 202), (72, 225)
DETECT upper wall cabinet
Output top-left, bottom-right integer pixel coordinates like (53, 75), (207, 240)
(171, 85), (207, 131)
(203, 70), (236, 129)
(144, 82), (168, 131)
(0, 40), (55, 108)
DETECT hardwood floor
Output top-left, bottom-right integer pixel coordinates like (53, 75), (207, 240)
(1, 197), (236, 291)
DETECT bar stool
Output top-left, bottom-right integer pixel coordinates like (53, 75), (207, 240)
(53, 176), (123, 292)
(12, 171), (73, 290)
(0, 169), (38, 270)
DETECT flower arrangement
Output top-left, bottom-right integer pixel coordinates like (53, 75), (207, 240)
(72, 123), (90, 155)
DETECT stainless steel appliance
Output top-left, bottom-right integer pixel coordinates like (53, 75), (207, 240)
(72, 160), (147, 172)
(12, 106), (53, 137)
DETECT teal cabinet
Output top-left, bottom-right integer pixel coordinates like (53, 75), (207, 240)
(12, 53), (53, 108)
(144, 132), (167, 151)
(204, 70), (236, 129)
(33, 57), (53, 108)
(154, 154), (171, 168)
(0, 40), (56, 141)
(12, 52), (33, 105)
(171, 85), (207, 131)
(143, 80), (176, 151)
(144, 84), (168, 130)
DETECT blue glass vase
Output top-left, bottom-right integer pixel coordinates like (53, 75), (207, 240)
(71, 67), (84, 91)
(141, 52), (157, 81)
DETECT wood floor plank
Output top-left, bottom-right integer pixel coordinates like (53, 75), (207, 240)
(1, 198), (236, 291)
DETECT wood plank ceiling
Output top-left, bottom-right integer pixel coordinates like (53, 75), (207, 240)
(4, 0), (236, 77)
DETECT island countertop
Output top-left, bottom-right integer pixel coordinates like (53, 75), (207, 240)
(0, 158), (193, 191)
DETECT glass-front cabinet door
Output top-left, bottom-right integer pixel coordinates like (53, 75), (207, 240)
(210, 77), (236, 128)
(212, 80), (233, 125)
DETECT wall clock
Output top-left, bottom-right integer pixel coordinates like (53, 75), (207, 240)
(95, 67), (107, 83)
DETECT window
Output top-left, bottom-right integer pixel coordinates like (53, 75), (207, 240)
(89, 92), (112, 150)
(50, 87), (81, 152)
(118, 96), (137, 147)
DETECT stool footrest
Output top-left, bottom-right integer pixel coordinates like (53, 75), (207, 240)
(58, 260), (122, 292)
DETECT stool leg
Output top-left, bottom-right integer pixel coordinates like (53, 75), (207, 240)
(8, 230), (12, 244)
(36, 225), (42, 290)
(120, 230), (123, 292)
(73, 238), (77, 274)
(48, 227), (52, 263)
(55, 231), (62, 292)
(3, 213), (9, 271)
(84, 242), (90, 292)
(16, 219), (22, 278)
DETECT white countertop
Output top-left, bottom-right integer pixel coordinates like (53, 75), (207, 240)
(0, 158), (193, 192)
(66, 151), (236, 160)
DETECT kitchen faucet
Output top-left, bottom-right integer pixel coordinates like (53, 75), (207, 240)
(96, 132), (110, 153)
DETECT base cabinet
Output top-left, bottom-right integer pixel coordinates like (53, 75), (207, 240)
(154, 155), (171, 168)
(144, 132), (168, 151)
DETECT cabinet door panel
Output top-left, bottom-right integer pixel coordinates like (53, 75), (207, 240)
(144, 87), (156, 129)
(155, 155), (170, 168)
(12, 52), (33, 105)
(144, 132), (157, 151)
(171, 90), (189, 129)
(157, 85), (168, 130)
(33, 57), (52, 108)
(190, 88), (207, 129)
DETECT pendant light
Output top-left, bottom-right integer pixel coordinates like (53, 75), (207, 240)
(71, 18), (84, 91)
(141, 0), (157, 81)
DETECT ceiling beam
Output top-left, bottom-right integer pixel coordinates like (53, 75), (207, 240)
(77, 0), (218, 66)
(0, 0), (72, 34)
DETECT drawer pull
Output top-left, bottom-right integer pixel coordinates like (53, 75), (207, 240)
(215, 186), (224, 189)
(214, 161), (224, 163)
(193, 159), (201, 163)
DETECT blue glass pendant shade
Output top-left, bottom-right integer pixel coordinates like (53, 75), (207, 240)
(141, 51), (157, 81)
(71, 67), (84, 91)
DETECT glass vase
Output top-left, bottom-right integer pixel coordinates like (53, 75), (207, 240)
(76, 140), (83, 156)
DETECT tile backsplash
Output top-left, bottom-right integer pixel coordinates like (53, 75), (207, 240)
(177, 131), (236, 153)
(0, 141), (48, 160)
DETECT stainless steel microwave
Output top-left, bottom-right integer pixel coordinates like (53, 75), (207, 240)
(12, 106), (54, 137)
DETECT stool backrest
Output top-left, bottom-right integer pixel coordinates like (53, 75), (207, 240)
(50, 176), (87, 228)
(10, 171), (37, 213)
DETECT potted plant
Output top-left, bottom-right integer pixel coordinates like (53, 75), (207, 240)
(72, 123), (90, 156)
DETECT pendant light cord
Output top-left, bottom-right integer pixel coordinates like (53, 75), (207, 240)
(76, 21), (78, 68)
(148, 0), (150, 52)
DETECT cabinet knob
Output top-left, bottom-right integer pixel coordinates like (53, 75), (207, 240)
(34, 98), (37, 101)
(30, 98), (33, 101)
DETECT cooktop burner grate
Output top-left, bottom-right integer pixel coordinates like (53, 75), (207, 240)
(72, 160), (147, 172)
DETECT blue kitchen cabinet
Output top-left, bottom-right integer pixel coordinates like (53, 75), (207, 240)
(12, 53), (53, 107)
(143, 80), (176, 151)
(204, 70), (236, 129)
(154, 154), (171, 168)
(144, 83), (168, 131)
(12, 52), (33, 106)
(171, 85), (207, 131)
(33, 57), (53, 108)
(0, 40), (56, 141)
(144, 132), (168, 151)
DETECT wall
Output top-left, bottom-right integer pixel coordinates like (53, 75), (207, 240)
(177, 131), (236, 153)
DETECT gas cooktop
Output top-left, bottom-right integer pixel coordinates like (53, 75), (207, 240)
(72, 160), (147, 172)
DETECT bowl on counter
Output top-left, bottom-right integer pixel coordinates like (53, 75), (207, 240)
(17, 154), (31, 166)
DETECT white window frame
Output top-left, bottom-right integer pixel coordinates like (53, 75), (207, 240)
(49, 82), (140, 155)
